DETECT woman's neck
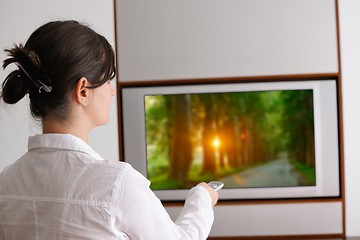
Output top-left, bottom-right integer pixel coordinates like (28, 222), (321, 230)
(42, 116), (90, 143)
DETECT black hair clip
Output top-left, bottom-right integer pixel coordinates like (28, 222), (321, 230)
(15, 63), (52, 93)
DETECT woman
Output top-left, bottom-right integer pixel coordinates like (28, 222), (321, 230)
(0, 20), (218, 239)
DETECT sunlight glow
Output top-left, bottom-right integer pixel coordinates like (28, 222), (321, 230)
(212, 137), (221, 149)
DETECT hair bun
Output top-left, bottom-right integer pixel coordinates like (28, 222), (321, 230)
(1, 44), (44, 103)
(2, 44), (52, 104)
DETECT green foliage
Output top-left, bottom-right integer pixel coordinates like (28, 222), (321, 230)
(292, 160), (316, 185)
(145, 96), (169, 167)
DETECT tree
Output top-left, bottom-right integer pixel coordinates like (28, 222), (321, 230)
(167, 95), (193, 182)
(281, 90), (315, 167)
(199, 94), (218, 174)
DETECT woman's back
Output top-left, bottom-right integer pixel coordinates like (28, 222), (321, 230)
(0, 134), (131, 239)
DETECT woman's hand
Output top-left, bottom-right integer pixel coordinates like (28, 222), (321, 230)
(197, 182), (219, 207)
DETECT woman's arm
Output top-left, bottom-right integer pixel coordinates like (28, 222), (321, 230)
(114, 167), (215, 240)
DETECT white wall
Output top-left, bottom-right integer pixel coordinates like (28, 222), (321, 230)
(116, 0), (338, 81)
(338, 0), (360, 236)
(0, 0), (119, 172)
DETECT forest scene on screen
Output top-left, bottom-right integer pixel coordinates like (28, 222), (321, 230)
(145, 89), (316, 190)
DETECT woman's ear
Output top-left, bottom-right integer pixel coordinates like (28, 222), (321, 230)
(75, 77), (91, 106)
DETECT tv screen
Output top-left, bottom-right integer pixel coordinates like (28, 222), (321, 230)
(121, 79), (340, 201)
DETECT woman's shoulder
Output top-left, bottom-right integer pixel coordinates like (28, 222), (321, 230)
(90, 159), (133, 176)
(91, 160), (147, 183)
(90, 160), (151, 201)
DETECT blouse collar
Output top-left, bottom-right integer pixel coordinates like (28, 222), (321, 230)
(28, 134), (104, 160)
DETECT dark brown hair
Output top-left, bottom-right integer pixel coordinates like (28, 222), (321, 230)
(1, 20), (116, 120)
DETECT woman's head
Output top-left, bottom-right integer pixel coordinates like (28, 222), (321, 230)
(1, 20), (116, 121)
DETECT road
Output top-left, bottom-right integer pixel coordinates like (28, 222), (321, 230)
(219, 158), (302, 188)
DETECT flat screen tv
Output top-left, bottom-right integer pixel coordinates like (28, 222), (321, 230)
(121, 79), (340, 201)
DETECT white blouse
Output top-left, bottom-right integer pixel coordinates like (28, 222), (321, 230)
(0, 134), (214, 240)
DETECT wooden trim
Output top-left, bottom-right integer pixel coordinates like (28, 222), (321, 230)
(117, 80), (124, 161)
(118, 73), (339, 88)
(113, 0), (124, 161)
(207, 233), (345, 240)
(163, 196), (343, 207)
(334, 0), (346, 236)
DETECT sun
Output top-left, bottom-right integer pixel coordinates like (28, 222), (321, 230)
(212, 137), (221, 149)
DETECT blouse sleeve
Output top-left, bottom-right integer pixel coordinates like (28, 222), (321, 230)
(114, 166), (214, 240)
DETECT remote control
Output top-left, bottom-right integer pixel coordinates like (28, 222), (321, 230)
(208, 181), (224, 191)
